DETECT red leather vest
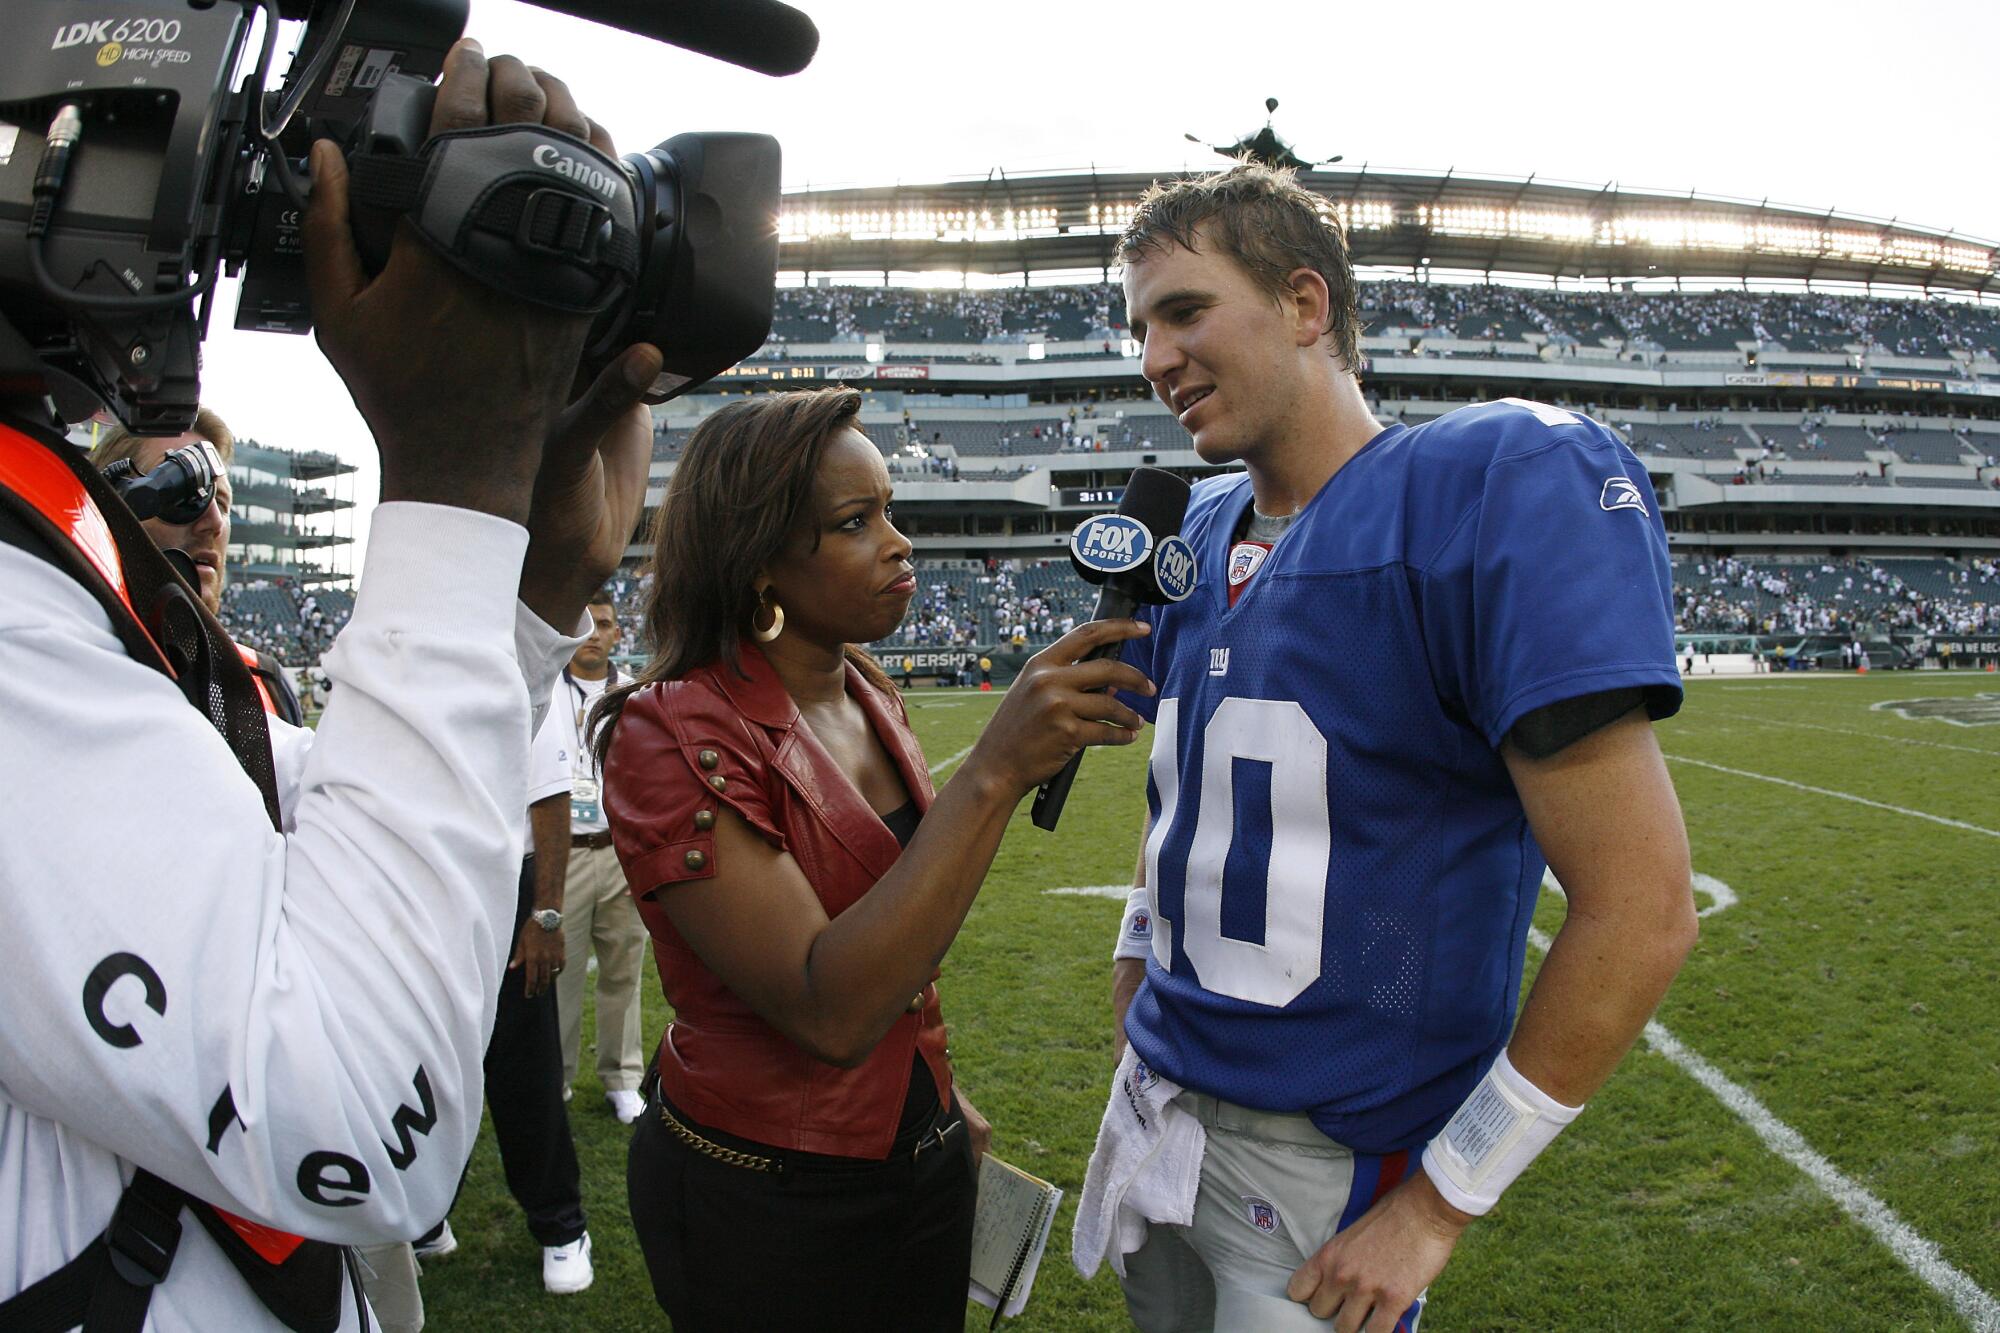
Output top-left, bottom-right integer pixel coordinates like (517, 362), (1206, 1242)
(603, 642), (954, 1160)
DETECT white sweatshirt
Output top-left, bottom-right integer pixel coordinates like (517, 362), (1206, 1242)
(0, 502), (583, 1330)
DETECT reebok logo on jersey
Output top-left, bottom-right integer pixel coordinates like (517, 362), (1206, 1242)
(1241, 1196), (1281, 1235)
(1209, 648), (1230, 677)
(1600, 476), (1647, 514)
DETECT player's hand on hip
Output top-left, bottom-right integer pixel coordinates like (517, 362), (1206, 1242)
(963, 619), (1154, 794)
(305, 41), (597, 525)
(1286, 1172), (1471, 1333)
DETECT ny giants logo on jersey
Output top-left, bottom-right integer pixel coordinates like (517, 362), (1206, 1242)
(1070, 514), (1154, 575)
(1600, 476), (1647, 515)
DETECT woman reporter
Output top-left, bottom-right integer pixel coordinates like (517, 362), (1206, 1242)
(596, 387), (1152, 1331)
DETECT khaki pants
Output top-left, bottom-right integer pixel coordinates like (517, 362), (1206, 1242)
(556, 840), (648, 1093)
(354, 1242), (422, 1333)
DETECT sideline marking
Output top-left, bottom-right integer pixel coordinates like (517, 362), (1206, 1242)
(1663, 755), (2000, 840)
(1697, 710), (2000, 759)
(1526, 918), (2000, 1333)
(1043, 885), (1130, 900)
(928, 743), (974, 777)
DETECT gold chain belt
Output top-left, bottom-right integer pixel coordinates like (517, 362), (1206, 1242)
(657, 1101), (782, 1174)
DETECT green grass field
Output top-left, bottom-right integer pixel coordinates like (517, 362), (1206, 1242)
(423, 671), (2000, 1331)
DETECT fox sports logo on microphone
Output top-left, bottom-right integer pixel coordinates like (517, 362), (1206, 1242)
(1152, 535), (1196, 602)
(1071, 514), (1154, 576)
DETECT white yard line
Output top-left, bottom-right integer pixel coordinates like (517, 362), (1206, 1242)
(1663, 755), (2000, 840)
(1695, 710), (2000, 759)
(1527, 920), (2000, 1332)
(928, 743), (975, 777)
(1042, 885), (1130, 899)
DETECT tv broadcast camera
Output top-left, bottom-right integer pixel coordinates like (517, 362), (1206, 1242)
(0, 0), (819, 436)
(1030, 467), (1197, 831)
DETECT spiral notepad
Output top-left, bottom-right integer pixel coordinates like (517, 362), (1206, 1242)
(967, 1155), (1062, 1324)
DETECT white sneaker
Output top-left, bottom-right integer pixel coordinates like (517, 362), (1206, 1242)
(542, 1233), (593, 1295)
(412, 1220), (456, 1262)
(606, 1089), (644, 1124)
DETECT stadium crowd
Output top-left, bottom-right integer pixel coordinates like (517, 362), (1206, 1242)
(1674, 556), (1997, 638)
(762, 281), (2000, 362)
(231, 551), (1995, 680)
(217, 580), (355, 665)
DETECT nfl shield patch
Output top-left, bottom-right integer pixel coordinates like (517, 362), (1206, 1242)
(1241, 1195), (1280, 1235)
(1227, 541), (1270, 587)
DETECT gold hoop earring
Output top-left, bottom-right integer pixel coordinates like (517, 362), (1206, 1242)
(752, 597), (784, 643)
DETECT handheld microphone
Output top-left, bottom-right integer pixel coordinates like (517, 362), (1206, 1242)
(1031, 468), (1196, 832)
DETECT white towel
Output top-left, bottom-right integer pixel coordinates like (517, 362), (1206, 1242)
(1072, 1044), (1207, 1280)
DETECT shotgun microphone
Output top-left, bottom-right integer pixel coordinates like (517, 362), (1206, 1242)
(540, 0), (821, 76)
(1030, 468), (1196, 831)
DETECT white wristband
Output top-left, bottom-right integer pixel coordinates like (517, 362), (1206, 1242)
(1420, 1050), (1582, 1216)
(1112, 882), (1154, 962)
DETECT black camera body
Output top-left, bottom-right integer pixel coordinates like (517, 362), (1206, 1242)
(0, 0), (789, 435)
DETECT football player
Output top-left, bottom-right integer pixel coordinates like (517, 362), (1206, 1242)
(1079, 164), (1697, 1333)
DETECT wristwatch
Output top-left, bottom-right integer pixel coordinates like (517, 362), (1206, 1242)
(530, 909), (563, 932)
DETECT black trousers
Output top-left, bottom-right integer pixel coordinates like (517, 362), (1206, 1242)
(426, 855), (587, 1249)
(627, 1091), (976, 1332)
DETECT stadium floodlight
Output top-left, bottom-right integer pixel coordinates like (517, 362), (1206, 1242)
(864, 341), (884, 363)
(1120, 337), (1141, 359)
(1027, 341), (1047, 361)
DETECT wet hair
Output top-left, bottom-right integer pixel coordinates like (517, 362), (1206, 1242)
(1119, 160), (1363, 373)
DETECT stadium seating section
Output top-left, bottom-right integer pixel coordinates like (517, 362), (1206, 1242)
(768, 283), (2000, 360)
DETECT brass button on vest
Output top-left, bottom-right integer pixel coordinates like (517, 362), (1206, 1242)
(697, 749), (719, 770)
(708, 774), (727, 792)
(684, 849), (708, 872)
(694, 809), (716, 831)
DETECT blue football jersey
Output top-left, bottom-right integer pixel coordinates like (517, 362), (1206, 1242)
(1117, 399), (1682, 1155)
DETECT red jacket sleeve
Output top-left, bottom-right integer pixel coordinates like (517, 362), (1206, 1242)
(603, 679), (786, 899)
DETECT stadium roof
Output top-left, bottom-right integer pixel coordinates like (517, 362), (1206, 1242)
(779, 167), (1999, 295)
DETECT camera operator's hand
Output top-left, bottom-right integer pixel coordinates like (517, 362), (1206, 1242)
(515, 111), (657, 628)
(305, 40), (594, 527)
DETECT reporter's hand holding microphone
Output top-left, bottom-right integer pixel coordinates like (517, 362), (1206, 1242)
(954, 618), (1157, 800)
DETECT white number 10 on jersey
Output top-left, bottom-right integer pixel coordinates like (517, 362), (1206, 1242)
(1143, 697), (1330, 1008)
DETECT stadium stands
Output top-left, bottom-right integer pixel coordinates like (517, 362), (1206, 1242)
(1624, 419), (1752, 459)
(764, 283), (2000, 363)
(1672, 556), (1997, 638)
(1881, 429), (1974, 465)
